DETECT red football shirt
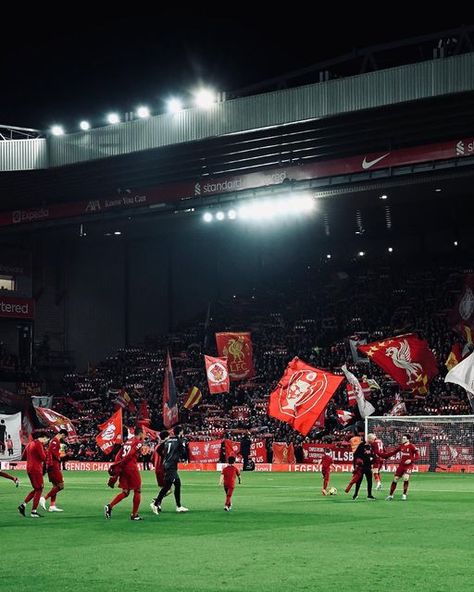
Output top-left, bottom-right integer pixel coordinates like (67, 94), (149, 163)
(222, 465), (240, 487)
(370, 438), (384, 457)
(46, 436), (61, 469)
(26, 440), (46, 472)
(115, 437), (143, 469)
(321, 453), (333, 471)
(394, 443), (419, 468)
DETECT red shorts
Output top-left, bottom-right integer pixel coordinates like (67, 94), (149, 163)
(372, 461), (383, 470)
(119, 467), (141, 491)
(395, 464), (412, 478)
(47, 467), (63, 484)
(28, 470), (44, 490)
(155, 467), (165, 487)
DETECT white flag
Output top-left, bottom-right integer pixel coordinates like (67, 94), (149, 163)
(445, 350), (474, 411)
(341, 365), (375, 418)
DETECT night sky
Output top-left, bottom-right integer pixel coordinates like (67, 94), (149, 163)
(0, 16), (467, 131)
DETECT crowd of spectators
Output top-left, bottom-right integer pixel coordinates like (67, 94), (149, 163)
(39, 262), (473, 461)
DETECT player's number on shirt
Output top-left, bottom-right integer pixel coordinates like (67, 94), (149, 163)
(122, 445), (131, 457)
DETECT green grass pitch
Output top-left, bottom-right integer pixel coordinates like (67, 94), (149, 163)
(1, 471), (472, 592)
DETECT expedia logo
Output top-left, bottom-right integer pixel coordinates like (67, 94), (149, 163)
(12, 208), (50, 224)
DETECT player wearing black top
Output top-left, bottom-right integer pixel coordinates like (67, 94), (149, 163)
(150, 426), (189, 514)
(352, 441), (376, 500)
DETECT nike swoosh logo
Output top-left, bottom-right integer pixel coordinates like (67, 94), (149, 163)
(362, 153), (390, 169)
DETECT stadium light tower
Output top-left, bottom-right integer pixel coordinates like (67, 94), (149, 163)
(136, 106), (150, 118)
(194, 88), (216, 109)
(79, 121), (91, 131)
(107, 113), (120, 125)
(167, 98), (183, 114)
(51, 125), (64, 136)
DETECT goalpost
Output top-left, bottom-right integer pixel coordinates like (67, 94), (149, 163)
(365, 415), (474, 473)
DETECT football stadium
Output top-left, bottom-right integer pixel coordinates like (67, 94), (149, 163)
(1, 24), (474, 592)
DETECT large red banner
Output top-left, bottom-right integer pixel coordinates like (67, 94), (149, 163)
(437, 445), (473, 464)
(358, 334), (438, 394)
(268, 357), (343, 436)
(204, 355), (230, 393)
(272, 443), (295, 464)
(215, 332), (254, 381)
(96, 409), (122, 454)
(188, 440), (222, 463)
(0, 295), (35, 319)
(223, 439), (267, 463)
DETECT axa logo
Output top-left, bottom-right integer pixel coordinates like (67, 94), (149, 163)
(85, 200), (101, 212)
(362, 153), (390, 170)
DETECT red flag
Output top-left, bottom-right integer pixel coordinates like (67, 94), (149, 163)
(114, 389), (136, 412)
(163, 352), (179, 428)
(215, 332), (254, 380)
(138, 400), (151, 425)
(345, 383), (358, 406)
(35, 407), (79, 443)
(204, 355), (230, 394)
(272, 442), (296, 464)
(336, 409), (355, 426)
(445, 343), (463, 371)
(142, 425), (160, 440)
(450, 274), (474, 334)
(96, 409), (122, 454)
(268, 357), (344, 436)
(358, 334), (438, 394)
(224, 439), (241, 460)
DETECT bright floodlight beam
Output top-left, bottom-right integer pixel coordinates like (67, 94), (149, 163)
(79, 121), (90, 131)
(136, 106), (150, 118)
(51, 125), (64, 136)
(107, 113), (120, 124)
(167, 98), (183, 114)
(194, 88), (216, 109)
(216, 211), (225, 221)
(203, 212), (213, 223)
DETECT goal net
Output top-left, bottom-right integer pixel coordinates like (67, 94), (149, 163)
(365, 415), (474, 473)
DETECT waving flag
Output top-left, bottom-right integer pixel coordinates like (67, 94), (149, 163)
(341, 365), (375, 418)
(216, 332), (254, 380)
(35, 407), (78, 443)
(163, 352), (179, 428)
(96, 409), (123, 454)
(358, 334), (438, 394)
(184, 386), (202, 410)
(137, 399), (151, 425)
(450, 274), (474, 334)
(445, 350), (474, 411)
(205, 355), (230, 394)
(268, 357), (343, 436)
(336, 409), (355, 426)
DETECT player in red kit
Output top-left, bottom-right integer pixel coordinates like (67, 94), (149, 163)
(367, 433), (384, 491)
(0, 470), (19, 487)
(105, 425), (145, 520)
(317, 447), (334, 495)
(40, 429), (68, 512)
(18, 432), (49, 518)
(380, 434), (420, 501)
(220, 456), (241, 511)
